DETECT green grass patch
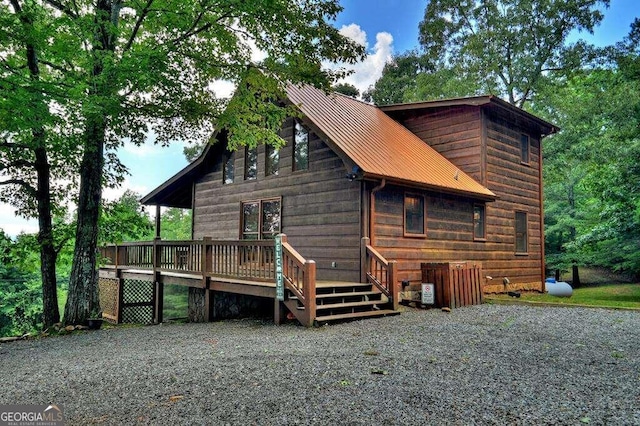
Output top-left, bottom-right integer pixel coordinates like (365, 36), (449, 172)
(491, 283), (640, 309)
(163, 284), (188, 320)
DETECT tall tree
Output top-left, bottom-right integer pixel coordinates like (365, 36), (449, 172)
(416, 0), (608, 107)
(1, 1), (363, 324)
(1, 1), (80, 327)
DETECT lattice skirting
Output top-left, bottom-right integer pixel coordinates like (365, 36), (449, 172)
(98, 277), (119, 323)
(98, 277), (156, 324)
(122, 279), (155, 324)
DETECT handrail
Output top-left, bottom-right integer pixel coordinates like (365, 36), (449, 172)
(363, 238), (398, 311)
(281, 235), (316, 326)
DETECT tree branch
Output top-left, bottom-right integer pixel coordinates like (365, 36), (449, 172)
(0, 179), (37, 197)
(43, 0), (78, 19)
(123, 0), (155, 52)
(0, 141), (32, 150)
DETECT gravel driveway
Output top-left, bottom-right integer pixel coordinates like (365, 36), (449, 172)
(0, 304), (638, 425)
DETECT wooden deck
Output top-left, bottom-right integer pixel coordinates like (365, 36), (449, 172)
(98, 235), (400, 326)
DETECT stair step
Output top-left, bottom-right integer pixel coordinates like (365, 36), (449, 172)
(315, 309), (399, 323)
(315, 291), (380, 299)
(316, 300), (382, 310)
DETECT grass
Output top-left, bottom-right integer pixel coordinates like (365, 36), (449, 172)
(490, 283), (640, 309)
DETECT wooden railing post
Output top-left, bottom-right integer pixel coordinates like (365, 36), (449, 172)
(153, 237), (163, 324)
(360, 237), (369, 283)
(115, 244), (126, 268)
(304, 260), (316, 327)
(388, 260), (398, 311)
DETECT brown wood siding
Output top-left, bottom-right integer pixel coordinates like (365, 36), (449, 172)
(192, 118), (361, 281)
(400, 106), (483, 183)
(375, 106), (544, 291)
(483, 109), (543, 287)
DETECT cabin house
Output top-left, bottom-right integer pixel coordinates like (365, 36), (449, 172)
(98, 84), (557, 326)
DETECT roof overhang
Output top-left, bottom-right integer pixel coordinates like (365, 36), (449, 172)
(381, 95), (559, 137)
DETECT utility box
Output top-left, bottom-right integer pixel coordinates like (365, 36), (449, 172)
(421, 262), (484, 309)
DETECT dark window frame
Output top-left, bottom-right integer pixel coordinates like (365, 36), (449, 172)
(265, 144), (279, 176)
(293, 120), (309, 172)
(244, 146), (258, 180)
(223, 152), (235, 185)
(473, 204), (486, 241)
(404, 193), (426, 238)
(515, 211), (528, 254)
(240, 197), (282, 240)
(520, 133), (530, 165)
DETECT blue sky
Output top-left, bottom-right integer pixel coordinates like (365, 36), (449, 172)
(0, 0), (637, 237)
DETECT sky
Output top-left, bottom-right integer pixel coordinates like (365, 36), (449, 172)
(1, 0), (638, 237)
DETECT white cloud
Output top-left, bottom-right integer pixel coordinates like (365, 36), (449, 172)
(209, 79), (236, 99)
(325, 24), (394, 97)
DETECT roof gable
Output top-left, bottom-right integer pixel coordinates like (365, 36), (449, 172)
(286, 84), (496, 200)
(142, 85), (501, 206)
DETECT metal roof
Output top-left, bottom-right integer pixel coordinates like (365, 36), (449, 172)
(381, 95), (559, 136)
(286, 84), (496, 200)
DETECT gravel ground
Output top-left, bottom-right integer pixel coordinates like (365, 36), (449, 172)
(0, 304), (638, 425)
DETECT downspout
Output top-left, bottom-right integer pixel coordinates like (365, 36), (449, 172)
(369, 179), (386, 247)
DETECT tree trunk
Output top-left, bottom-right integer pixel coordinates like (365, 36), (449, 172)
(64, 118), (105, 325)
(13, 0), (60, 328)
(188, 288), (208, 322)
(64, 0), (119, 325)
(35, 145), (60, 327)
(572, 264), (581, 288)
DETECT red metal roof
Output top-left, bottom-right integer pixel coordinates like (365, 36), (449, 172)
(286, 84), (496, 200)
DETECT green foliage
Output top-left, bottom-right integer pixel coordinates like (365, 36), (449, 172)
(418, 0), (609, 107)
(99, 190), (154, 244)
(369, 0), (609, 107)
(160, 208), (192, 241)
(332, 83), (359, 98)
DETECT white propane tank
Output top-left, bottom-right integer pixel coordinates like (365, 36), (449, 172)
(545, 278), (573, 297)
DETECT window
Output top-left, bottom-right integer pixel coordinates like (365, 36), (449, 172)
(265, 144), (279, 176)
(404, 194), (426, 236)
(223, 152), (234, 184)
(520, 134), (530, 164)
(241, 198), (281, 240)
(515, 211), (528, 254)
(244, 146), (257, 180)
(293, 121), (309, 171)
(474, 204), (486, 240)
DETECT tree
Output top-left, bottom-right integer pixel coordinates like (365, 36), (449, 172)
(1, 1), (81, 328)
(0, 1), (363, 325)
(332, 82), (359, 98)
(99, 191), (154, 244)
(416, 0), (609, 107)
(159, 208), (192, 241)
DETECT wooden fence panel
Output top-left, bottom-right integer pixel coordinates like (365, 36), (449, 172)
(421, 262), (484, 309)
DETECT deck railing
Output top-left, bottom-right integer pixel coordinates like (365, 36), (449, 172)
(100, 237), (280, 282)
(362, 238), (399, 310)
(280, 235), (316, 326)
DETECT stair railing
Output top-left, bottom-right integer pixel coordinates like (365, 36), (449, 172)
(280, 234), (316, 326)
(361, 237), (399, 310)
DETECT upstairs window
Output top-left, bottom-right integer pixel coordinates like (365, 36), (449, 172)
(520, 134), (530, 164)
(293, 121), (309, 171)
(266, 144), (279, 176)
(474, 204), (486, 240)
(244, 146), (257, 180)
(223, 152), (235, 184)
(404, 193), (426, 237)
(515, 211), (528, 254)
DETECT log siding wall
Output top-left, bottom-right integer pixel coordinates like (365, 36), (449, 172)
(380, 106), (544, 292)
(192, 118), (361, 282)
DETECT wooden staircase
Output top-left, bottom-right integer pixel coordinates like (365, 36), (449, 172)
(284, 281), (399, 326)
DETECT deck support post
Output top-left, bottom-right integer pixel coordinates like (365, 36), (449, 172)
(360, 237), (370, 283)
(153, 236), (163, 324)
(155, 205), (161, 239)
(303, 260), (316, 326)
(389, 260), (398, 311)
(273, 299), (285, 325)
